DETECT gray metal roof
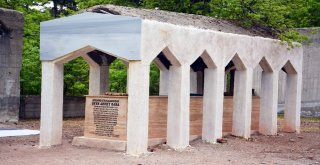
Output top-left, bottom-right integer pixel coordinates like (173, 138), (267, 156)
(40, 12), (142, 61)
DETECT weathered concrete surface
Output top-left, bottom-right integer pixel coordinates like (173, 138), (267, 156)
(40, 7), (303, 155)
(72, 137), (126, 151)
(253, 28), (320, 117)
(87, 5), (273, 38)
(0, 8), (24, 123)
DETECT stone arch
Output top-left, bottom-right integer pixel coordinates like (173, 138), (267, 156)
(224, 53), (246, 96)
(151, 46), (181, 67)
(150, 46), (182, 96)
(259, 57), (273, 73)
(53, 45), (124, 66)
(200, 50), (216, 69)
(190, 50), (217, 95)
(230, 53), (246, 71)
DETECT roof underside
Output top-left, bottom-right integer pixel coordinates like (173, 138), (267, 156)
(40, 12), (141, 61)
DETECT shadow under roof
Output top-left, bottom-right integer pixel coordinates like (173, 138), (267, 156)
(40, 12), (142, 61)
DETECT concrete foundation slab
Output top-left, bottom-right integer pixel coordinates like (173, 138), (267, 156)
(72, 136), (127, 151)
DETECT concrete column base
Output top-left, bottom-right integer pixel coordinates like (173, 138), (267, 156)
(72, 137), (126, 151)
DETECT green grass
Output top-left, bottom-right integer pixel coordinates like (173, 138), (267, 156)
(277, 114), (320, 122)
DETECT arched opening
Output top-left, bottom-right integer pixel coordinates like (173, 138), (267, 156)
(189, 51), (223, 143)
(256, 57), (278, 135)
(86, 50), (128, 94)
(223, 54), (252, 138)
(39, 47), (129, 147)
(189, 55), (208, 138)
(148, 47), (182, 147)
(278, 60), (300, 133)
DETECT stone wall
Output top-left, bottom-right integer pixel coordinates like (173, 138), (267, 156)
(0, 8), (24, 122)
(20, 96), (85, 119)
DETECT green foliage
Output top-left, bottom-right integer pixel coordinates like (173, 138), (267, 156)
(19, 9), (53, 95)
(278, 30), (309, 48)
(63, 57), (89, 96)
(149, 63), (160, 95)
(109, 59), (127, 93)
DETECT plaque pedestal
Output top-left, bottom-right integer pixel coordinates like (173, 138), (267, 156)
(72, 136), (126, 151)
(72, 95), (260, 151)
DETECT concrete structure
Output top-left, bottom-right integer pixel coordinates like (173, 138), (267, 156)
(39, 5), (303, 155)
(0, 8), (24, 123)
(252, 28), (320, 117)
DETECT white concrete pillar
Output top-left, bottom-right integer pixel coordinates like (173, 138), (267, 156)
(167, 65), (190, 149)
(40, 62), (64, 147)
(190, 69), (197, 94)
(202, 67), (224, 143)
(89, 64), (109, 95)
(126, 61), (150, 155)
(159, 69), (169, 95)
(259, 71), (279, 135)
(284, 73), (302, 133)
(232, 68), (253, 138)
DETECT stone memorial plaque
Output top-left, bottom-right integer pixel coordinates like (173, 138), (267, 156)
(92, 99), (120, 137)
(84, 96), (128, 140)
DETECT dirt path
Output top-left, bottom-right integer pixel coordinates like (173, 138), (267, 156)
(0, 118), (319, 165)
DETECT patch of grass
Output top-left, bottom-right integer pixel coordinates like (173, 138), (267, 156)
(301, 116), (320, 123)
(277, 114), (284, 119)
(301, 127), (320, 133)
(277, 114), (320, 123)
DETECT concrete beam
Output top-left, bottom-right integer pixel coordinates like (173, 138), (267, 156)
(167, 65), (190, 149)
(202, 67), (224, 143)
(126, 61), (150, 155)
(40, 62), (64, 147)
(259, 71), (279, 135)
(232, 68), (253, 138)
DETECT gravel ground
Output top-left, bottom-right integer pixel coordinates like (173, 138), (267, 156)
(0, 117), (319, 165)
(85, 4), (273, 38)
